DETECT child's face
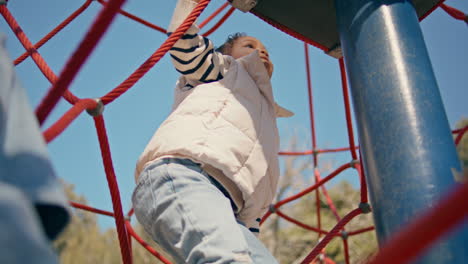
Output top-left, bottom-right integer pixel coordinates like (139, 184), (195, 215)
(230, 36), (273, 77)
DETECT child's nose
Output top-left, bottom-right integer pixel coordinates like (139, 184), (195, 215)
(259, 49), (269, 58)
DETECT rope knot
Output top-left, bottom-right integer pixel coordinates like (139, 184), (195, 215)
(359, 202), (372, 214)
(86, 98), (105, 117)
(341, 230), (349, 240)
(269, 204), (277, 213)
(350, 159), (359, 168)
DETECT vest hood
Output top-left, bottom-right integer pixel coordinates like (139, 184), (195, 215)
(237, 51), (294, 118)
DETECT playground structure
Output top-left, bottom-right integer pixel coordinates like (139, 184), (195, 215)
(1, 0), (468, 263)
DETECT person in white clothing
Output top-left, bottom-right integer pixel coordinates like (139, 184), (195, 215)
(132, 0), (292, 263)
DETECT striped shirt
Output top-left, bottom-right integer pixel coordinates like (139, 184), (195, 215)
(168, 26), (227, 85)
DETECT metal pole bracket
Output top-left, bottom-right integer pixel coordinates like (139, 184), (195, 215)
(230, 0), (257, 13)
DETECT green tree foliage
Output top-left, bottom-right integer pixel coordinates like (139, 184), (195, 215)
(455, 118), (468, 181)
(53, 182), (172, 264)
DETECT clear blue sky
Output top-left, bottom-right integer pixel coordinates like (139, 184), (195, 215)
(1, 0), (467, 229)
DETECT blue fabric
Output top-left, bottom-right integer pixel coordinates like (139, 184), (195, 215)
(132, 158), (278, 264)
(0, 32), (70, 263)
(0, 183), (60, 264)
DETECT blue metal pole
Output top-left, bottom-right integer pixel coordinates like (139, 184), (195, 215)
(334, 0), (468, 263)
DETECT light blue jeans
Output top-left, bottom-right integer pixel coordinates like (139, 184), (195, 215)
(132, 158), (278, 264)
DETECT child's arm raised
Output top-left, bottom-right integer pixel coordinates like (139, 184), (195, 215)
(167, 0), (226, 84)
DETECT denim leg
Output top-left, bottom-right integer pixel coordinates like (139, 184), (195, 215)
(237, 223), (279, 264)
(132, 159), (253, 264)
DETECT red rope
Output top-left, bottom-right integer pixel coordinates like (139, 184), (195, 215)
(0, 5), (78, 107)
(304, 44), (318, 167)
(319, 146), (360, 154)
(1, 6), (59, 84)
(201, 6), (235, 37)
(454, 125), (468, 146)
(356, 161), (369, 204)
(441, 4), (467, 21)
(301, 208), (363, 264)
(43, 99), (98, 143)
(260, 211), (273, 225)
(339, 58), (358, 160)
(100, 0), (211, 104)
(319, 176), (341, 221)
(262, 163), (353, 224)
(70, 201), (115, 217)
(35, 0), (126, 126)
(368, 183), (468, 264)
(314, 169), (322, 239)
(127, 208), (134, 217)
(453, 126), (468, 134)
(127, 222), (133, 260)
(14, 0), (93, 65)
(126, 222), (172, 264)
(279, 146), (359, 156)
(97, 0), (167, 33)
(275, 163), (352, 208)
(348, 226), (375, 236)
(276, 209), (329, 235)
(199, 2), (229, 28)
(94, 115), (132, 264)
(343, 238), (350, 264)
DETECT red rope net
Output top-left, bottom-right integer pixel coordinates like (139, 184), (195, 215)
(1, 0), (467, 263)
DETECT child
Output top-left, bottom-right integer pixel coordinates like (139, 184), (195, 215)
(132, 0), (292, 263)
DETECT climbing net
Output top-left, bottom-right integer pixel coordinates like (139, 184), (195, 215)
(1, 0), (467, 263)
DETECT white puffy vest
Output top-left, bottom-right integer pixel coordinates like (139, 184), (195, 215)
(135, 51), (292, 228)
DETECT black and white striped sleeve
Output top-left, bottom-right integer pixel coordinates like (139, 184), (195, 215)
(168, 27), (225, 83)
(167, 0), (226, 83)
